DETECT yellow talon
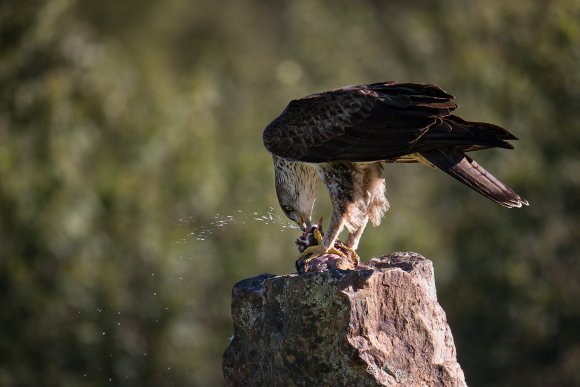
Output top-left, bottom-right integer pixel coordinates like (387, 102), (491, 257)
(298, 244), (329, 264)
(296, 226), (361, 269)
(298, 241), (349, 263)
(311, 228), (324, 244)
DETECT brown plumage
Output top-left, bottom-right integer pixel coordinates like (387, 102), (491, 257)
(264, 82), (528, 254)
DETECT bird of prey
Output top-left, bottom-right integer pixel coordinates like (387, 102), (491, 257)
(263, 82), (528, 260)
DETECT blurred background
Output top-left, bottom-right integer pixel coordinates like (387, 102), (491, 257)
(1, 0), (579, 385)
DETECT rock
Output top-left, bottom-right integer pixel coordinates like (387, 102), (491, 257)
(223, 252), (466, 386)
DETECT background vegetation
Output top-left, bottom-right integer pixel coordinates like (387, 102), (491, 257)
(1, 0), (579, 385)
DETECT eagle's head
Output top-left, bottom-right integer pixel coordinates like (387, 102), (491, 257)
(273, 156), (318, 231)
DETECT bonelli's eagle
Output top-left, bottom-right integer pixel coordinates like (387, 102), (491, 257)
(263, 82), (528, 260)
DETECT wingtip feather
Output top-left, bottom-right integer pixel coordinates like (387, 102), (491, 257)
(421, 150), (529, 209)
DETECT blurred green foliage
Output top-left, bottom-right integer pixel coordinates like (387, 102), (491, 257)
(1, 0), (579, 385)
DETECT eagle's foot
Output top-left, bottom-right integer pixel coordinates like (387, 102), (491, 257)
(296, 230), (362, 272)
(309, 227), (324, 245)
(295, 242), (360, 273)
(295, 243), (348, 273)
(295, 220), (360, 272)
(297, 227), (347, 260)
(298, 243), (347, 263)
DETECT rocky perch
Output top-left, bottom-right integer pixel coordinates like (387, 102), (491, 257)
(223, 252), (466, 386)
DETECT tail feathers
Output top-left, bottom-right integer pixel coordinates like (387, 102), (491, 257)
(420, 149), (529, 208)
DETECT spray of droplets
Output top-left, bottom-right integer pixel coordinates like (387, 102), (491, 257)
(177, 207), (298, 242)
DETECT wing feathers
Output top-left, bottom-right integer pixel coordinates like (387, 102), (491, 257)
(420, 149), (528, 208)
(263, 82), (521, 164)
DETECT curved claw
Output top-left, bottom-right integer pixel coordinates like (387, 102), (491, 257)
(298, 244), (327, 264)
(298, 242), (349, 264)
(296, 223), (361, 271)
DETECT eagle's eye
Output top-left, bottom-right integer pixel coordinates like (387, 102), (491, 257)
(283, 205), (294, 213)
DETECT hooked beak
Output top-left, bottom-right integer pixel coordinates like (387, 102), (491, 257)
(298, 217), (312, 232)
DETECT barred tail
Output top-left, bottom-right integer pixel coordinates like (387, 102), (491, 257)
(420, 149), (529, 208)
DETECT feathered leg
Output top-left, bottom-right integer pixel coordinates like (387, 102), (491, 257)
(322, 206), (347, 250)
(346, 217), (368, 250)
(298, 162), (353, 261)
(346, 162), (388, 251)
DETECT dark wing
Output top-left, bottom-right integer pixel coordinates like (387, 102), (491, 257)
(414, 115), (517, 154)
(263, 82), (456, 162)
(420, 148), (528, 208)
(263, 82), (516, 163)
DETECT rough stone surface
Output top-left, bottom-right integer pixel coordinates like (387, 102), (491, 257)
(223, 252), (466, 386)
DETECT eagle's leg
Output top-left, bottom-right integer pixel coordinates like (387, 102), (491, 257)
(347, 219), (367, 249)
(322, 211), (361, 265)
(343, 218), (367, 265)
